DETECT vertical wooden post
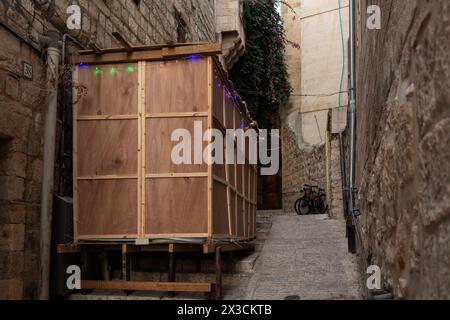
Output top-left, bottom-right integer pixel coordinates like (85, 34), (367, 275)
(137, 61), (147, 240)
(168, 252), (176, 297)
(72, 68), (79, 242)
(122, 245), (131, 281)
(207, 57), (213, 242)
(215, 246), (222, 300)
(80, 248), (88, 280)
(80, 247), (92, 294)
(100, 251), (110, 281)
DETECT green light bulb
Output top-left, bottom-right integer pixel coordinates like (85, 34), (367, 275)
(110, 67), (118, 76)
(94, 66), (102, 77)
(126, 65), (135, 73)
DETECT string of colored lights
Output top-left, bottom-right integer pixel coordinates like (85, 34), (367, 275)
(77, 55), (255, 130)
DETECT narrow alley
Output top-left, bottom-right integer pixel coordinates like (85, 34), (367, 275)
(1, 0), (449, 308)
(243, 212), (360, 300)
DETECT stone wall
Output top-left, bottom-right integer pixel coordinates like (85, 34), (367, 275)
(298, 0), (349, 145)
(355, 0), (450, 299)
(326, 107), (348, 221)
(280, 0), (348, 213)
(0, 0), (215, 300)
(281, 123), (326, 213)
(215, 0), (245, 70)
(326, 133), (344, 220)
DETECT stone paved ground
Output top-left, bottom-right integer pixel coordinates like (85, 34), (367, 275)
(70, 212), (361, 300)
(225, 213), (362, 300)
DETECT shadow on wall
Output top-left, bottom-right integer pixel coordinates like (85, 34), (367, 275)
(258, 174), (282, 210)
(281, 123), (327, 213)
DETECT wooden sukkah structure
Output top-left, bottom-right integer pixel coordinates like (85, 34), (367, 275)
(58, 38), (258, 299)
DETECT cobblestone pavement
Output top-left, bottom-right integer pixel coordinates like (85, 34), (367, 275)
(240, 214), (362, 300)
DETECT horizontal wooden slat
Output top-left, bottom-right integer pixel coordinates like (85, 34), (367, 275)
(77, 175), (138, 180)
(77, 42), (211, 55)
(57, 244), (80, 254)
(77, 235), (138, 240)
(145, 112), (208, 118)
(203, 242), (255, 254)
(81, 280), (213, 293)
(145, 233), (209, 239)
(162, 43), (222, 58)
(71, 43), (222, 65)
(146, 172), (208, 179)
(77, 115), (139, 121)
(169, 243), (204, 253)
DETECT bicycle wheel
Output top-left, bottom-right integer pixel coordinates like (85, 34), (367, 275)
(294, 198), (301, 215)
(297, 197), (311, 215)
(314, 194), (328, 214)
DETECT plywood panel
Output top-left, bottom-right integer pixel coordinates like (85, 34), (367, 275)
(212, 67), (224, 127)
(234, 102), (243, 130)
(236, 164), (243, 194)
(237, 196), (244, 238)
(145, 178), (208, 235)
(146, 118), (208, 174)
(246, 202), (251, 237)
(77, 63), (138, 116)
(225, 96), (234, 128)
(146, 59), (208, 114)
(213, 180), (229, 236)
(77, 179), (138, 236)
(77, 120), (138, 176)
(229, 190), (237, 237)
(212, 122), (226, 180)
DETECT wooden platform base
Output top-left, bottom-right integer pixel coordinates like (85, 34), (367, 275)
(58, 242), (254, 300)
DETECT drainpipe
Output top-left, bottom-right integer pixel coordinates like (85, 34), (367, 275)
(338, 130), (348, 219)
(39, 29), (61, 300)
(347, 0), (358, 253)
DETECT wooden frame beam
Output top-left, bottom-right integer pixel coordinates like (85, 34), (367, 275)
(71, 43), (222, 65)
(81, 280), (213, 293)
(112, 32), (133, 52)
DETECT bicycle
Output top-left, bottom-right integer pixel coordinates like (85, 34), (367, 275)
(312, 188), (328, 214)
(294, 184), (315, 215)
(294, 184), (329, 215)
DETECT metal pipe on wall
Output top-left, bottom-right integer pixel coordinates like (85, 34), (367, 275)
(347, 0), (357, 253)
(338, 130), (348, 219)
(39, 30), (61, 300)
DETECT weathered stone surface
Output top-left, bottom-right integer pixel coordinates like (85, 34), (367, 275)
(281, 123), (327, 212)
(245, 214), (361, 300)
(0, 224), (25, 252)
(355, 0), (450, 299)
(0, 279), (23, 300)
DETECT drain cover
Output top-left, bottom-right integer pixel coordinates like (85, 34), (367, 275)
(284, 295), (301, 300)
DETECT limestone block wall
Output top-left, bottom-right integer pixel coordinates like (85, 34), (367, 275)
(280, 0), (347, 213)
(299, 0), (349, 146)
(215, 0), (245, 70)
(355, 0), (450, 299)
(281, 123), (327, 213)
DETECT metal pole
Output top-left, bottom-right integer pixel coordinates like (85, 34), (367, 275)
(39, 30), (61, 300)
(338, 131), (348, 219)
(347, 0), (357, 253)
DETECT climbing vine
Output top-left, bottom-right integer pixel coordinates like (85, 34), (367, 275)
(230, 0), (295, 129)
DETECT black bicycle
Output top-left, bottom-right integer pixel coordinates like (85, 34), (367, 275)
(294, 184), (328, 215)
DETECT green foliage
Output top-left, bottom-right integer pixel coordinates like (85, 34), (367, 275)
(230, 0), (292, 129)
